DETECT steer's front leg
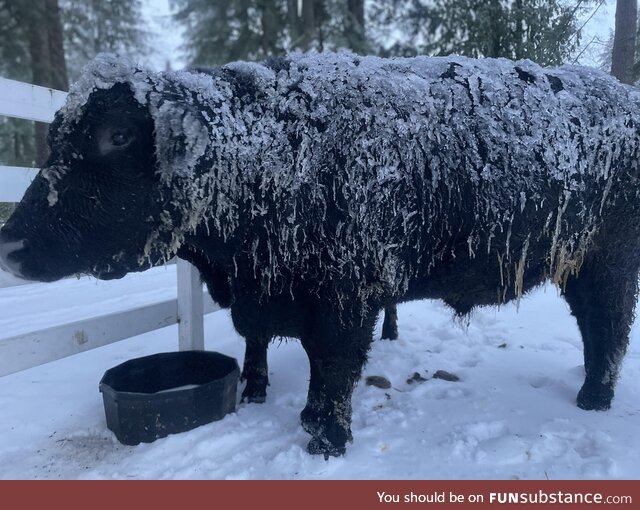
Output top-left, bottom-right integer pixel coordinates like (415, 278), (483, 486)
(241, 335), (271, 403)
(300, 310), (376, 458)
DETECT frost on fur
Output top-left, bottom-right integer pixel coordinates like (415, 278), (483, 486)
(41, 53), (640, 311)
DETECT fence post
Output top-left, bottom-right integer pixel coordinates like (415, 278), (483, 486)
(177, 259), (204, 350)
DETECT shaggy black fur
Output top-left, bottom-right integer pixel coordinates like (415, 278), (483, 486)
(176, 244), (399, 403)
(1, 53), (639, 458)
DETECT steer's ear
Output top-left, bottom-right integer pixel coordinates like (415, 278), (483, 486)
(153, 99), (209, 182)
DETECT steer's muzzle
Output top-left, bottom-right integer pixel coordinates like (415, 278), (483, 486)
(0, 230), (27, 278)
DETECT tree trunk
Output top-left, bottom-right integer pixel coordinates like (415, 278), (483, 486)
(315, 0), (327, 51)
(258, 0), (278, 56)
(611, 0), (638, 84)
(287, 0), (300, 48)
(348, 0), (364, 27)
(300, 0), (316, 51)
(22, 0), (51, 167)
(513, 0), (524, 60)
(346, 0), (365, 52)
(236, 0), (251, 60)
(45, 0), (68, 91)
(12, 0), (68, 166)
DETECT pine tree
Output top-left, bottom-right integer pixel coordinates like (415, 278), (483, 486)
(0, 0), (69, 165)
(0, 1), (35, 169)
(371, 0), (592, 67)
(297, 0), (369, 53)
(0, 0), (30, 82)
(174, 0), (370, 67)
(173, 0), (285, 65)
(62, 0), (148, 81)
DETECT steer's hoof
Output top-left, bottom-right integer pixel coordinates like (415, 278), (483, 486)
(380, 326), (398, 340)
(307, 437), (346, 459)
(241, 380), (268, 403)
(577, 382), (613, 411)
(241, 392), (266, 404)
(300, 406), (321, 435)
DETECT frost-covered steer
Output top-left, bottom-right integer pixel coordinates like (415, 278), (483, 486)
(1, 53), (639, 457)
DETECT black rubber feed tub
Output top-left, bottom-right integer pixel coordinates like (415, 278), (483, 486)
(99, 351), (240, 445)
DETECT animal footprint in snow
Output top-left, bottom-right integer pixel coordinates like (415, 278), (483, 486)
(529, 376), (552, 389)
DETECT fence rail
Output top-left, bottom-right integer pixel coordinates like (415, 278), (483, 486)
(0, 296), (219, 377)
(0, 77), (63, 203)
(0, 77), (216, 376)
(0, 166), (39, 203)
(0, 77), (67, 124)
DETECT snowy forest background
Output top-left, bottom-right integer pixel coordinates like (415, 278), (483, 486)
(0, 0), (630, 223)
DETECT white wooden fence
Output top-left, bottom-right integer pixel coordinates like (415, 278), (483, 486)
(0, 77), (219, 376)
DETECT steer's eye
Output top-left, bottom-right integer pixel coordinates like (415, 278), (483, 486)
(97, 126), (134, 155)
(111, 130), (130, 147)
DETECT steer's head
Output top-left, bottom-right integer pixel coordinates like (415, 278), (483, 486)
(0, 55), (208, 282)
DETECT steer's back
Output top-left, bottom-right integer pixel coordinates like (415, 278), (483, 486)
(243, 54), (640, 302)
(194, 53), (640, 307)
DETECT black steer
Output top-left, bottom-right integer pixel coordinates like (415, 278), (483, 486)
(1, 53), (639, 457)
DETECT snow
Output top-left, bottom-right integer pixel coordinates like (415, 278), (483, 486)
(0, 266), (638, 479)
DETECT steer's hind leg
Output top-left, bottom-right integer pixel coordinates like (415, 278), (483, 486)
(381, 304), (398, 340)
(300, 311), (376, 458)
(241, 335), (270, 403)
(562, 252), (639, 411)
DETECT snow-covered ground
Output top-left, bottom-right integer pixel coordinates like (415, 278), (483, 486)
(0, 266), (638, 480)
